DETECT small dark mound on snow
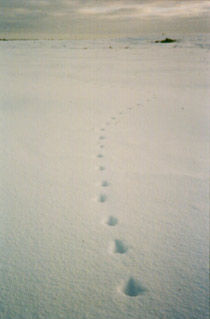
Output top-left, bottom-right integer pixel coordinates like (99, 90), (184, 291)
(155, 38), (177, 43)
(123, 277), (146, 297)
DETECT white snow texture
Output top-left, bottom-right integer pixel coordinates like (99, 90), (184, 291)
(0, 35), (209, 319)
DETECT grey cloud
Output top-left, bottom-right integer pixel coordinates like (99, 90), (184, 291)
(0, 0), (209, 38)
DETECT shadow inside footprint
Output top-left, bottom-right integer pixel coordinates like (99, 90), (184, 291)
(123, 277), (146, 297)
(99, 166), (105, 171)
(107, 216), (118, 226)
(101, 181), (109, 187)
(114, 239), (127, 254)
(97, 154), (103, 158)
(99, 194), (107, 203)
(99, 136), (105, 140)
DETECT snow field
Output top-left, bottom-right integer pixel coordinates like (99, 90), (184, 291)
(0, 37), (209, 319)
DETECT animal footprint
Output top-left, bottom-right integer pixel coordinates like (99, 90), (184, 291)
(99, 166), (105, 171)
(100, 145), (104, 149)
(98, 194), (107, 203)
(101, 181), (109, 187)
(97, 154), (103, 158)
(123, 277), (146, 297)
(114, 239), (128, 254)
(99, 136), (105, 140)
(107, 216), (118, 226)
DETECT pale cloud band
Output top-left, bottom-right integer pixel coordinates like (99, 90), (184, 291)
(79, 1), (210, 19)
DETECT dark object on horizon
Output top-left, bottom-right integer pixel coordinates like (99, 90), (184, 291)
(0, 38), (8, 41)
(155, 38), (177, 43)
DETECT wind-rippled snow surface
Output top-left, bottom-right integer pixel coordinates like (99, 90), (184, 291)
(0, 35), (209, 319)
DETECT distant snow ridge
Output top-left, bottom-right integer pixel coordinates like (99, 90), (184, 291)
(95, 104), (146, 298)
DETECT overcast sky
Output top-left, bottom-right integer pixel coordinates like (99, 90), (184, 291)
(0, 0), (210, 39)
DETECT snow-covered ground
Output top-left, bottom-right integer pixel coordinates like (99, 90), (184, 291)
(0, 35), (209, 319)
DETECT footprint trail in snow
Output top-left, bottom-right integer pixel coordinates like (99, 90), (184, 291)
(95, 105), (146, 298)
